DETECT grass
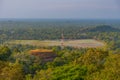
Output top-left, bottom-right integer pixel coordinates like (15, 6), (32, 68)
(7, 39), (104, 48)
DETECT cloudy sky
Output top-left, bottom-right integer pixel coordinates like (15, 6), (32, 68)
(0, 0), (120, 19)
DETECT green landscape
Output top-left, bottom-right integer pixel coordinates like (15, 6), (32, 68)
(0, 0), (120, 80)
(0, 20), (120, 80)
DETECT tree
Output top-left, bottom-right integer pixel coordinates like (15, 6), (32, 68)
(33, 68), (52, 80)
(0, 46), (12, 61)
(85, 53), (120, 80)
(79, 48), (108, 66)
(0, 61), (24, 80)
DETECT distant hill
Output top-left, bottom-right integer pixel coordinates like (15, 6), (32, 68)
(83, 25), (120, 32)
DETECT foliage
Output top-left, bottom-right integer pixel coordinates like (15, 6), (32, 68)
(85, 53), (120, 80)
(0, 46), (12, 61)
(0, 21), (120, 80)
(78, 48), (108, 66)
(0, 61), (24, 80)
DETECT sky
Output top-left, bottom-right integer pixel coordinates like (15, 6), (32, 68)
(0, 0), (120, 19)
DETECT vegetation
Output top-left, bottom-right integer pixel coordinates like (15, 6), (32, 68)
(0, 20), (120, 80)
(7, 39), (104, 48)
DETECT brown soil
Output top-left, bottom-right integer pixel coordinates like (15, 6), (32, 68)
(29, 49), (56, 62)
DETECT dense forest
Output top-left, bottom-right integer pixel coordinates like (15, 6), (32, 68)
(0, 20), (120, 80)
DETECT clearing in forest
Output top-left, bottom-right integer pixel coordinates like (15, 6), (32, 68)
(7, 39), (104, 48)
